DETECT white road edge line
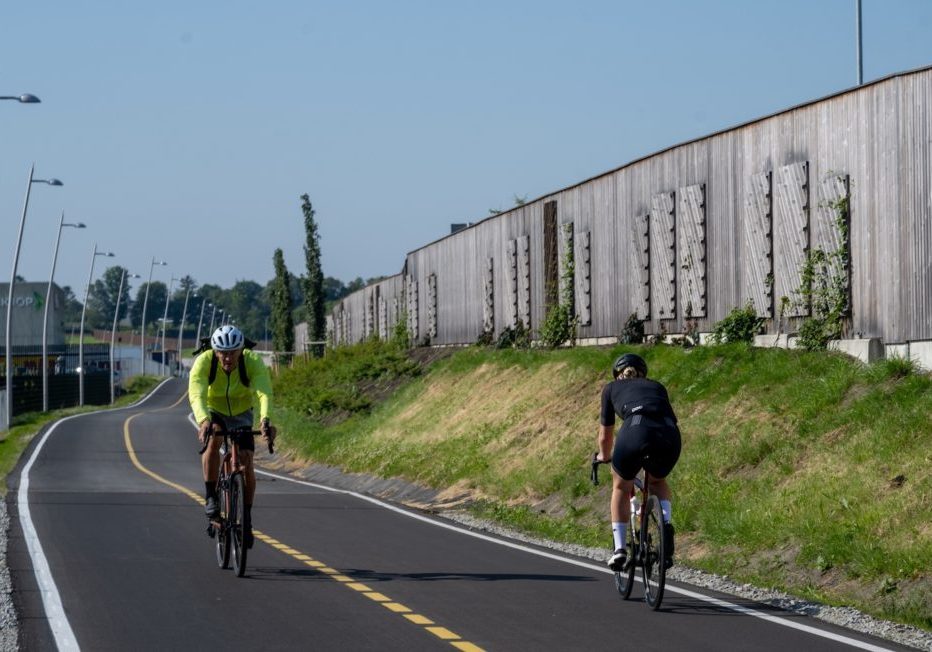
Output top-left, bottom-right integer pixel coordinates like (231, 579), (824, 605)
(18, 377), (174, 651)
(254, 466), (896, 652)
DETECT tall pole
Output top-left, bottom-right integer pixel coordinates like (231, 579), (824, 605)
(5, 164), (34, 429)
(79, 244), (113, 406)
(5, 166), (61, 428)
(110, 268), (127, 404)
(208, 304), (218, 335)
(159, 277), (175, 376)
(176, 288), (192, 376)
(856, 0), (863, 86)
(195, 300), (210, 346)
(42, 212), (85, 412)
(139, 257), (166, 376)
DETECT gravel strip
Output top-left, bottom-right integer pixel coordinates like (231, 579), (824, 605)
(0, 501), (18, 651)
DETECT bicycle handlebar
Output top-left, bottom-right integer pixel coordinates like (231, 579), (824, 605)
(197, 428), (275, 456)
(589, 452), (646, 491)
(590, 452), (609, 485)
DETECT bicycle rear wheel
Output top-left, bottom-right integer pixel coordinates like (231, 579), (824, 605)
(215, 476), (231, 569)
(230, 473), (248, 577)
(614, 517), (638, 599)
(641, 496), (666, 610)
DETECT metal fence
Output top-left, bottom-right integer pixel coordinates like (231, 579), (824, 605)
(1, 344), (114, 418)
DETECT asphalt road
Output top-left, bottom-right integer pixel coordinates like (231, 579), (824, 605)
(6, 379), (912, 651)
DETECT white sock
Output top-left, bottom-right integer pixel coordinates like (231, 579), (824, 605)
(612, 522), (627, 550)
(660, 500), (672, 523)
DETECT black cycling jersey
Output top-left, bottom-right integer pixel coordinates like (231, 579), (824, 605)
(600, 377), (677, 427)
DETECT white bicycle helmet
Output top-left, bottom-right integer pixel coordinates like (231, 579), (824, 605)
(210, 325), (245, 351)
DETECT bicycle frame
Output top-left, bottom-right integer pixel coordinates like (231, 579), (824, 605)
(591, 453), (667, 609)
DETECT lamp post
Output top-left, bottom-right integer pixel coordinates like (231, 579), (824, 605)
(78, 244), (114, 406)
(195, 300), (211, 346)
(139, 257), (167, 376)
(5, 165), (62, 429)
(208, 304), (218, 335)
(42, 212), (85, 412)
(0, 94), (40, 104)
(176, 287), (193, 376)
(110, 270), (139, 404)
(856, 0), (863, 86)
(159, 277), (176, 376)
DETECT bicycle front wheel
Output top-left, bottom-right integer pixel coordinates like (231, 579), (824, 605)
(230, 473), (248, 577)
(641, 496), (666, 610)
(215, 476), (231, 569)
(615, 517), (637, 599)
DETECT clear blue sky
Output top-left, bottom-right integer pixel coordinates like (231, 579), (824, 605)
(2, 1), (931, 300)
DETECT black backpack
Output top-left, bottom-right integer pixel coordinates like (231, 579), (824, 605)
(192, 336), (258, 387)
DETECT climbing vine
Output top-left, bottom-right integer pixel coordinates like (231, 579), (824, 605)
(796, 183), (851, 350)
(539, 224), (579, 348)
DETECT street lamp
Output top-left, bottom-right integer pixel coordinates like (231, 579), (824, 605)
(195, 300), (212, 346)
(139, 257), (167, 376)
(110, 269), (140, 404)
(42, 212), (85, 412)
(208, 304), (218, 335)
(159, 277), (177, 376)
(175, 287), (193, 376)
(78, 244), (114, 406)
(0, 94), (40, 103)
(5, 165), (62, 429)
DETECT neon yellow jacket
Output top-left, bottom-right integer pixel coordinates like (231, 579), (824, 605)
(188, 349), (273, 425)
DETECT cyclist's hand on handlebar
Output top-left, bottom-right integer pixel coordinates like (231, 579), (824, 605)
(595, 451), (609, 463)
(260, 418), (277, 453)
(197, 419), (211, 446)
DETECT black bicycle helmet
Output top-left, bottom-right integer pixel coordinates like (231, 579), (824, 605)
(612, 353), (647, 379)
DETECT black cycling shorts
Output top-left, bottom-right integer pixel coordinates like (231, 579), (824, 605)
(611, 414), (681, 481)
(209, 411), (255, 453)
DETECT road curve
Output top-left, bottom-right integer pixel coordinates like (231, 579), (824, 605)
(6, 379), (912, 651)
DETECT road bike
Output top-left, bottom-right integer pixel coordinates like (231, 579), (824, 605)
(201, 427), (274, 577)
(591, 453), (667, 610)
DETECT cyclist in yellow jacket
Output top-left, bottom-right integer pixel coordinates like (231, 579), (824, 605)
(188, 325), (275, 547)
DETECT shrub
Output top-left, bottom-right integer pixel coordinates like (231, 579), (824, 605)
(539, 302), (577, 349)
(619, 313), (645, 344)
(711, 302), (764, 344)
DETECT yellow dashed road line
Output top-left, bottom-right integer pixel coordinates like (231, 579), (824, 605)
(123, 413), (485, 651)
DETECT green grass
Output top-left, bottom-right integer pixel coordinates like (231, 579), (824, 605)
(0, 375), (163, 494)
(272, 341), (932, 630)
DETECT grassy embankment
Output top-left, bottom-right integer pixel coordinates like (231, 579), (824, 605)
(273, 341), (932, 630)
(0, 375), (163, 493)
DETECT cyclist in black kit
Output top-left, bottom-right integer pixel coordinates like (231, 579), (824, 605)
(596, 353), (680, 571)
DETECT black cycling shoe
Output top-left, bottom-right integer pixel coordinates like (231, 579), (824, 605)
(244, 527), (254, 549)
(205, 496), (220, 520)
(607, 548), (627, 572)
(663, 523), (675, 569)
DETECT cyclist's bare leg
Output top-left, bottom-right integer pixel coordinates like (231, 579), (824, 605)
(610, 467), (636, 523)
(240, 449), (256, 505)
(647, 475), (672, 501)
(202, 433), (222, 484)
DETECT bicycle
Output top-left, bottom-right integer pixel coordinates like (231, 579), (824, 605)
(591, 453), (667, 610)
(200, 426), (274, 577)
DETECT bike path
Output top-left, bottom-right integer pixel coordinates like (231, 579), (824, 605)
(9, 379), (913, 651)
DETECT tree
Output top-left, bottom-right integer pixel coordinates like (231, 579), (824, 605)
(300, 193), (325, 356)
(87, 266), (131, 330)
(59, 286), (84, 328)
(269, 249), (294, 361)
(130, 281), (167, 333)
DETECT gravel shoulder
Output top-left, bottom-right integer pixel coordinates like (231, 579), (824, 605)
(0, 501), (18, 651)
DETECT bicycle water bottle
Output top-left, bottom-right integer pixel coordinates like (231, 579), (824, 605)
(630, 492), (641, 519)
